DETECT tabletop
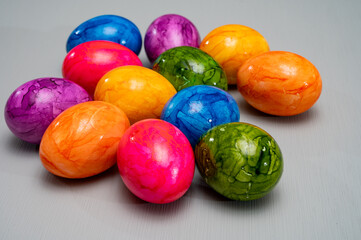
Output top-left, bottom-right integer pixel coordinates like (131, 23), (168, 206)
(0, 0), (360, 239)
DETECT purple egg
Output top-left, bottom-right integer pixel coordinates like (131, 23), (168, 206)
(144, 14), (201, 63)
(4, 78), (92, 144)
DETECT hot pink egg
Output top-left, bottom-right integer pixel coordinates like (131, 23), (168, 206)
(62, 40), (142, 97)
(117, 119), (195, 204)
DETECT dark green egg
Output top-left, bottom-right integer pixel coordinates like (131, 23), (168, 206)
(195, 122), (283, 201)
(152, 46), (228, 91)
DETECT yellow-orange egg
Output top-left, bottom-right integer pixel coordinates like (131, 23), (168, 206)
(39, 101), (130, 179)
(94, 65), (177, 124)
(200, 24), (270, 84)
(237, 51), (322, 116)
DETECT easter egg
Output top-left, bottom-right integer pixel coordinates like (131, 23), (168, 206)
(39, 101), (130, 179)
(144, 14), (200, 63)
(161, 85), (240, 147)
(66, 15), (142, 55)
(117, 119), (195, 204)
(153, 46), (228, 91)
(62, 40), (142, 97)
(237, 51), (322, 116)
(94, 65), (176, 124)
(195, 122), (283, 201)
(4, 78), (91, 144)
(200, 24), (270, 85)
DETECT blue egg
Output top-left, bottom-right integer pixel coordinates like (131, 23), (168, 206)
(161, 85), (240, 147)
(66, 15), (142, 55)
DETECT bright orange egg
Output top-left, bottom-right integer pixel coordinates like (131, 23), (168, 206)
(39, 101), (130, 179)
(94, 65), (177, 124)
(237, 51), (322, 116)
(200, 24), (270, 85)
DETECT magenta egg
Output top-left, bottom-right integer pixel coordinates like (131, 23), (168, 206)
(144, 14), (200, 63)
(4, 78), (91, 144)
(62, 40), (142, 97)
(117, 119), (195, 204)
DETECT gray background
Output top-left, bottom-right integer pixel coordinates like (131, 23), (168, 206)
(1, 0), (360, 239)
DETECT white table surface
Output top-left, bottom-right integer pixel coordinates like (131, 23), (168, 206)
(1, 0), (360, 239)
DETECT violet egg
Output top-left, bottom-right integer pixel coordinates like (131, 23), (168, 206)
(4, 77), (91, 144)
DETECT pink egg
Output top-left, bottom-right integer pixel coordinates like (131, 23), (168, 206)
(62, 40), (142, 97)
(117, 119), (195, 204)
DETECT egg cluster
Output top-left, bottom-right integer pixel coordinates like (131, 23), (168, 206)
(5, 13), (322, 204)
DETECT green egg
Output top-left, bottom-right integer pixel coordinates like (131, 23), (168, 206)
(152, 46), (228, 91)
(195, 122), (283, 201)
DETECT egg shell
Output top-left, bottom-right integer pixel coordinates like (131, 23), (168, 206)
(117, 119), (195, 204)
(4, 78), (91, 144)
(94, 65), (176, 124)
(195, 122), (283, 201)
(62, 40), (142, 97)
(153, 46), (228, 91)
(161, 85), (240, 147)
(237, 51), (322, 116)
(39, 101), (130, 179)
(144, 14), (200, 63)
(66, 15), (142, 55)
(200, 24), (270, 84)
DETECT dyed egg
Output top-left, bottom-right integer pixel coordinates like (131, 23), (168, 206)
(40, 101), (130, 179)
(195, 122), (283, 201)
(161, 85), (240, 147)
(4, 78), (91, 144)
(94, 65), (176, 124)
(66, 15), (142, 55)
(144, 14), (200, 63)
(153, 46), (228, 91)
(63, 40), (142, 97)
(117, 119), (195, 204)
(200, 24), (270, 84)
(237, 51), (322, 116)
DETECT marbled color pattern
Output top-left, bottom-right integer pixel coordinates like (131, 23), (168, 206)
(200, 24), (270, 84)
(4, 78), (91, 144)
(94, 66), (176, 124)
(237, 51), (322, 116)
(195, 122), (283, 201)
(144, 14), (200, 63)
(62, 40), (142, 97)
(153, 46), (227, 91)
(40, 101), (130, 179)
(66, 15), (142, 55)
(117, 119), (195, 204)
(161, 85), (240, 147)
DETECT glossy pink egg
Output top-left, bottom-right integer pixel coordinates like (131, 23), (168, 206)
(117, 119), (195, 204)
(62, 40), (142, 97)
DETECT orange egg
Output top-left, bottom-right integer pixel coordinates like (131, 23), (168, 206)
(94, 65), (177, 124)
(200, 24), (270, 84)
(39, 101), (130, 179)
(237, 51), (322, 116)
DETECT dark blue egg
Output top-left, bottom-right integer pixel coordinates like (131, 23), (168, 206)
(66, 15), (142, 55)
(161, 85), (240, 147)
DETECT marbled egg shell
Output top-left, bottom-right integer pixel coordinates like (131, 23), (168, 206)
(4, 78), (91, 144)
(237, 51), (322, 116)
(40, 101), (130, 179)
(195, 122), (283, 201)
(153, 46), (228, 91)
(94, 65), (176, 124)
(161, 85), (240, 147)
(62, 40), (142, 97)
(117, 119), (194, 204)
(145, 14), (200, 63)
(200, 24), (270, 84)
(66, 15), (142, 55)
